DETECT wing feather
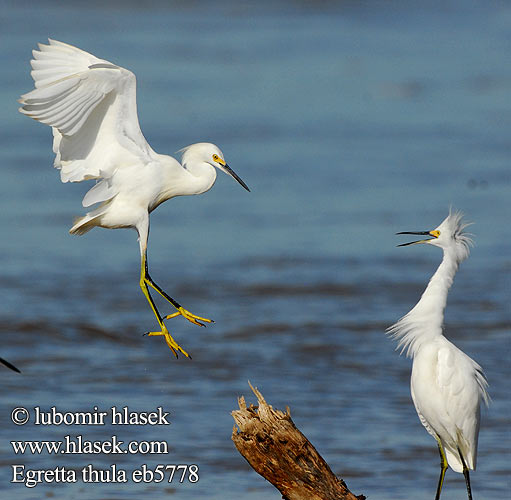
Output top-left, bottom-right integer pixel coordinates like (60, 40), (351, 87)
(19, 39), (156, 205)
(20, 78), (81, 102)
(436, 344), (487, 471)
(24, 88), (96, 124)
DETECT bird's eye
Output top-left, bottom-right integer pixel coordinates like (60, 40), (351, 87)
(212, 154), (219, 162)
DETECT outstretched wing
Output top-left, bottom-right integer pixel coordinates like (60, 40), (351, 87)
(19, 39), (156, 205)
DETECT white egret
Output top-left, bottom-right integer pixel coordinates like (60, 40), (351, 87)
(19, 39), (249, 358)
(387, 210), (489, 500)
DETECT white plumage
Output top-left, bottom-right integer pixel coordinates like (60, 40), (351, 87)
(388, 210), (489, 500)
(19, 39), (250, 357)
(20, 40), (160, 208)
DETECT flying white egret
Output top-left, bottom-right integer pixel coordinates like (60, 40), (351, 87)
(387, 210), (489, 500)
(19, 39), (250, 358)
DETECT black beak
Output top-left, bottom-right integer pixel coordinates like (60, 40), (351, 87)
(224, 164), (250, 192)
(0, 357), (21, 373)
(396, 231), (436, 247)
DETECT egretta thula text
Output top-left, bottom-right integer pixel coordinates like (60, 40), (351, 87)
(387, 210), (489, 500)
(19, 40), (250, 358)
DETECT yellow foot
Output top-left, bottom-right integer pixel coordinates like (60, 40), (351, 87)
(145, 327), (190, 359)
(164, 306), (213, 327)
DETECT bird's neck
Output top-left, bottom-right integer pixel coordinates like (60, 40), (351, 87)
(388, 248), (460, 357)
(412, 249), (459, 328)
(148, 157), (217, 212)
(181, 161), (217, 196)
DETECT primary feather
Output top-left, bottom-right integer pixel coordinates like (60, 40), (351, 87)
(19, 38), (155, 208)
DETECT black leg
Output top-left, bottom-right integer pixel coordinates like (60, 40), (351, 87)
(458, 447), (473, 500)
(143, 254), (211, 326)
(139, 252), (189, 358)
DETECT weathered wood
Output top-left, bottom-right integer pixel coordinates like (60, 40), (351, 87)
(231, 382), (365, 500)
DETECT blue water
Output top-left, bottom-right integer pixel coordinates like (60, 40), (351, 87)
(0, 2), (509, 499)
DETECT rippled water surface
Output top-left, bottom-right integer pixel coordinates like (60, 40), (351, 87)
(1, 2), (510, 499)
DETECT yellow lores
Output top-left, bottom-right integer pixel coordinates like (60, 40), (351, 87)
(19, 40), (250, 357)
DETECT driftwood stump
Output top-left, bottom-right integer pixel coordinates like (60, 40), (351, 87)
(231, 382), (365, 500)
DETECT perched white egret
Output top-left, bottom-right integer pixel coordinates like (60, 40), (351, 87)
(19, 39), (250, 358)
(387, 210), (489, 500)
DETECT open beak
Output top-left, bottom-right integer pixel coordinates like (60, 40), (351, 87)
(217, 160), (250, 192)
(396, 230), (439, 247)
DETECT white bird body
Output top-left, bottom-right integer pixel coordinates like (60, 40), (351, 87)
(388, 210), (489, 500)
(19, 39), (249, 357)
(72, 152), (218, 236)
(411, 336), (484, 472)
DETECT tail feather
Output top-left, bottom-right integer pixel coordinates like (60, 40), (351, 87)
(69, 213), (101, 235)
